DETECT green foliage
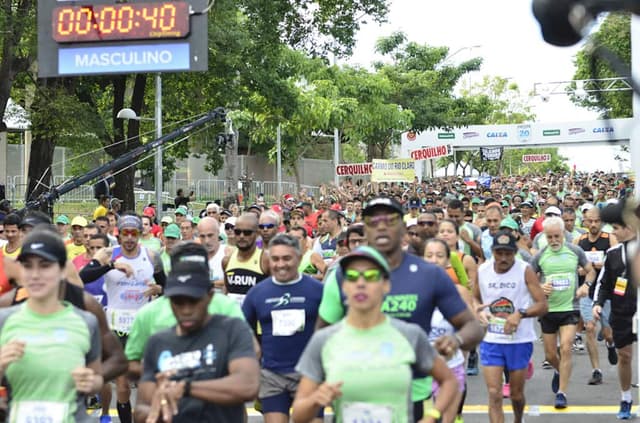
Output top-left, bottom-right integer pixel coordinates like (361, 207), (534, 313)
(572, 13), (631, 118)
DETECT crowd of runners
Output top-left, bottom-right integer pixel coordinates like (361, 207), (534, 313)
(0, 169), (637, 423)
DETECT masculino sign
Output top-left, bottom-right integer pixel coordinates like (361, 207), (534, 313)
(371, 159), (415, 183)
(522, 153), (551, 163)
(335, 163), (372, 176)
(409, 144), (452, 160)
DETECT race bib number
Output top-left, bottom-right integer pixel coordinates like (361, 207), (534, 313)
(549, 273), (571, 291)
(14, 401), (68, 423)
(614, 277), (628, 296)
(487, 317), (513, 341)
(342, 402), (393, 423)
(271, 309), (305, 336)
(110, 309), (137, 333)
(585, 251), (604, 264)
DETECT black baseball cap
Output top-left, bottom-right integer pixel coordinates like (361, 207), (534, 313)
(492, 230), (518, 252)
(408, 198), (420, 209)
(363, 196), (404, 217)
(18, 230), (67, 267)
(165, 261), (211, 298)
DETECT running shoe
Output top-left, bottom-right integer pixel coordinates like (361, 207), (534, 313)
(555, 392), (568, 409)
(454, 416), (464, 423)
(541, 360), (553, 369)
(617, 400), (632, 420)
(588, 369), (603, 385)
(99, 417), (112, 423)
(573, 335), (585, 352)
(466, 351), (479, 376)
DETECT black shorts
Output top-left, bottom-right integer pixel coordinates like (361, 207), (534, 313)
(539, 311), (579, 334)
(610, 313), (637, 349)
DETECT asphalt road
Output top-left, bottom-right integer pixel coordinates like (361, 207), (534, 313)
(94, 332), (638, 422)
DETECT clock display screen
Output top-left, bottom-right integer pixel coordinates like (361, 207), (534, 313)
(52, 2), (190, 43)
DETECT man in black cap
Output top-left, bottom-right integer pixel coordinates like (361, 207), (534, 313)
(475, 230), (547, 423)
(317, 196), (484, 421)
(135, 261), (259, 422)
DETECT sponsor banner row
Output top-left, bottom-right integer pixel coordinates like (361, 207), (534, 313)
(417, 125), (616, 141)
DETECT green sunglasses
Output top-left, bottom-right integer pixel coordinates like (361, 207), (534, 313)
(344, 268), (384, 283)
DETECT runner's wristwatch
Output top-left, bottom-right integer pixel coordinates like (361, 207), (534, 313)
(518, 308), (528, 318)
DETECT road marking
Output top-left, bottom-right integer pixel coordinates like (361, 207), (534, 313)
(93, 404), (635, 417)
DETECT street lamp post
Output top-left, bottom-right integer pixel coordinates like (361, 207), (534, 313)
(116, 106), (156, 208)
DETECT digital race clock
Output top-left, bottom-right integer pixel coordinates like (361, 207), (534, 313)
(52, 1), (190, 43)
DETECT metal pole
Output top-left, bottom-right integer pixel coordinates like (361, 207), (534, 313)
(276, 124), (282, 200)
(333, 128), (339, 185)
(155, 74), (163, 214)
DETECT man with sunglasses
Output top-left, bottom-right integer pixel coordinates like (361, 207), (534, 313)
(71, 223), (100, 272)
(103, 215), (165, 423)
(258, 210), (281, 249)
(223, 213), (270, 306)
(317, 196), (484, 422)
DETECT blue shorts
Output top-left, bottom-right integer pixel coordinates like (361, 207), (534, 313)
(480, 342), (533, 372)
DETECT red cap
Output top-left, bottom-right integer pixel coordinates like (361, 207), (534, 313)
(143, 206), (155, 217)
(271, 204), (283, 214)
(284, 194), (293, 201)
(330, 203), (342, 211)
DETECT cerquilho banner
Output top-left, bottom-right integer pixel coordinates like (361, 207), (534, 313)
(371, 159), (415, 182)
(522, 154), (551, 163)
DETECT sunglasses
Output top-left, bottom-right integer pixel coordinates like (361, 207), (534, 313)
(417, 221), (436, 227)
(258, 223), (276, 230)
(344, 268), (383, 283)
(234, 229), (255, 236)
(225, 223), (235, 230)
(363, 214), (400, 227)
(407, 231), (420, 237)
(120, 229), (139, 237)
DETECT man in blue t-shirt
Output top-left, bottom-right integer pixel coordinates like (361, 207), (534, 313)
(316, 196), (484, 422)
(243, 234), (324, 422)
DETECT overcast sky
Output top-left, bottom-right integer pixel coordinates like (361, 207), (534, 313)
(346, 0), (627, 172)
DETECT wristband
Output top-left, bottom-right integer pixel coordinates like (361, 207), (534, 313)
(585, 280), (594, 287)
(424, 407), (442, 421)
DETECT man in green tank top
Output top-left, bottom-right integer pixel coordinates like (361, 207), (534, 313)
(531, 216), (595, 409)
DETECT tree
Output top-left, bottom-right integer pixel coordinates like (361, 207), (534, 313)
(572, 13), (631, 118)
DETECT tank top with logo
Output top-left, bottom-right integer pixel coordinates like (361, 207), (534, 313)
(478, 258), (536, 344)
(225, 247), (267, 306)
(104, 246), (155, 333)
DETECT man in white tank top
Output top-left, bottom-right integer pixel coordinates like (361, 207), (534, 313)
(197, 217), (231, 292)
(104, 215), (164, 423)
(474, 230), (548, 423)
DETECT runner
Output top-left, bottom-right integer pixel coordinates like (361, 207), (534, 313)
(66, 216), (89, 261)
(126, 242), (245, 380)
(475, 230), (547, 423)
(135, 260), (259, 422)
(0, 229), (103, 422)
(593, 200), (637, 420)
(139, 215), (162, 254)
(317, 196), (484, 421)
(242, 234), (324, 423)
(1, 214), (21, 260)
(223, 213), (270, 306)
(294, 246), (458, 423)
(288, 226), (326, 279)
(531, 216), (595, 409)
(103, 215), (164, 423)
(197, 217), (229, 291)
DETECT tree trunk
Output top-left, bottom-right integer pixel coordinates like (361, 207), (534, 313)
(105, 74), (147, 211)
(25, 134), (55, 212)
